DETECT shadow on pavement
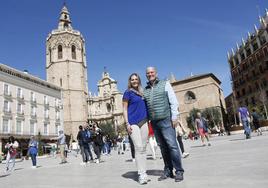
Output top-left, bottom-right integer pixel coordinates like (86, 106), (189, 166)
(191, 145), (205, 148)
(122, 169), (163, 182)
(229, 138), (245, 141)
(0, 174), (10, 178)
(122, 171), (137, 182)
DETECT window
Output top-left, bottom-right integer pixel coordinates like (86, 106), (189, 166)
(60, 78), (63, 87)
(58, 45), (63, 59)
(30, 121), (35, 135)
(17, 103), (22, 113)
(4, 84), (9, 95)
(55, 124), (60, 134)
(16, 120), (22, 134)
(240, 52), (245, 61)
(44, 96), (48, 104)
(49, 47), (52, 63)
(242, 88), (246, 96)
(44, 109), (49, 118)
(17, 88), (22, 98)
(31, 92), (36, 102)
(44, 123), (48, 135)
(2, 119), (9, 133)
(106, 103), (111, 112)
(71, 45), (76, 59)
(184, 91), (196, 103)
(4, 100), (9, 112)
(31, 106), (36, 116)
(56, 111), (60, 120)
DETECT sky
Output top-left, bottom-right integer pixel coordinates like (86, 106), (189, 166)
(0, 0), (267, 97)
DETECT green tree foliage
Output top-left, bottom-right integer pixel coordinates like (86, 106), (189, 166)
(99, 121), (116, 138)
(201, 107), (222, 129)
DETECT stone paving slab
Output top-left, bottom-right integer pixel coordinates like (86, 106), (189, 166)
(1, 132), (268, 188)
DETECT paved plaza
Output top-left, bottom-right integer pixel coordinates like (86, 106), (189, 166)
(1, 132), (268, 188)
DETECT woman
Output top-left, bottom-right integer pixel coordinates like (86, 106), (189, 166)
(28, 136), (38, 168)
(5, 136), (19, 173)
(92, 123), (103, 164)
(122, 73), (149, 185)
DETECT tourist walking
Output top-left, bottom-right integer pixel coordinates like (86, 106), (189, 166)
(4, 136), (19, 173)
(28, 136), (38, 168)
(123, 73), (149, 185)
(143, 67), (184, 182)
(251, 108), (262, 136)
(238, 106), (251, 139)
(195, 112), (211, 146)
(77, 125), (90, 165)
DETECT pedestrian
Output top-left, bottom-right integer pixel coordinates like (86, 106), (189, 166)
(251, 108), (262, 136)
(123, 73), (149, 185)
(143, 67), (184, 182)
(195, 112), (211, 146)
(148, 121), (157, 160)
(77, 125), (89, 165)
(92, 123), (103, 164)
(238, 106), (251, 139)
(4, 136), (19, 173)
(53, 130), (67, 164)
(176, 120), (190, 158)
(117, 134), (124, 155)
(28, 136), (38, 168)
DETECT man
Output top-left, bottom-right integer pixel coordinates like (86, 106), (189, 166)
(238, 106), (251, 139)
(143, 67), (184, 182)
(54, 130), (67, 164)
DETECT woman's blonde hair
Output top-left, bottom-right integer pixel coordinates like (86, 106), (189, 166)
(128, 73), (143, 94)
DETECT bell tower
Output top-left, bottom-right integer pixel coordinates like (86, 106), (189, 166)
(46, 4), (88, 137)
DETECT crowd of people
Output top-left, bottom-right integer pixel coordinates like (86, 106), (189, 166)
(0, 66), (265, 185)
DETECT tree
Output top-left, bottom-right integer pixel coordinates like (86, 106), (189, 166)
(99, 121), (116, 138)
(202, 107), (222, 129)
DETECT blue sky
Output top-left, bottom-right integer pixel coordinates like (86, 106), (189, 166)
(0, 0), (267, 97)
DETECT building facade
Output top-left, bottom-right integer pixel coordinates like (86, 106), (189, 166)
(0, 64), (63, 154)
(228, 10), (268, 111)
(46, 5), (89, 137)
(171, 73), (226, 128)
(87, 72), (124, 132)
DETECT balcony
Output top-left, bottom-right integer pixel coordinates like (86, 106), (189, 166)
(16, 111), (25, 118)
(30, 113), (37, 119)
(3, 108), (12, 117)
(4, 91), (12, 100)
(30, 98), (37, 106)
(17, 94), (25, 102)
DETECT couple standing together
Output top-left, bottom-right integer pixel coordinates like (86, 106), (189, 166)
(122, 67), (184, 185)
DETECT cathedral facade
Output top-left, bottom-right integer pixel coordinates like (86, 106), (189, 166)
(87, 71), (124, 133)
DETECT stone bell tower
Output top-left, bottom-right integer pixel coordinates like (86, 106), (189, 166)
(46, 5), (89, 137)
